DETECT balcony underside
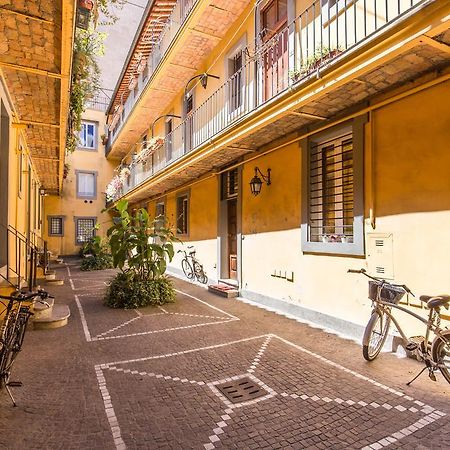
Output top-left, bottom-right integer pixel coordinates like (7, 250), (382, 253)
(0, 1), (73, 193)
(125, 27), (450, 206)
(108, 0), (250, 159)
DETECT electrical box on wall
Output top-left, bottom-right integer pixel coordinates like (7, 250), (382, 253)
(366, 233), (394, 279)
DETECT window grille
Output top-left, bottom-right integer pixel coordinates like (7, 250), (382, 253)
(49, 217), (63, 236)
(308, 132), (354, 244)
(176, 195), (189, 235)
(222, 168), (239, 200)
(155, 202), (166, 229)
(76, 218), (95, 244)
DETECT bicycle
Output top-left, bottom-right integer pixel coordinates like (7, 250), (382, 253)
(0, 289), (52, 406)
(349, 268), (450, 385)
(178, 246), (208, 284)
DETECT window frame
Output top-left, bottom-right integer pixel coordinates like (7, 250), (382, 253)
(74, 216), (97, 246)
(76, 170), (98, 199)
(176, 191), (190, 236)
(226, 36), (247, 116)
(78, 121), (98, 151)
(301, 116), (366, 256)
(155, 199), (166, 230)
(47, 216), (65, 237)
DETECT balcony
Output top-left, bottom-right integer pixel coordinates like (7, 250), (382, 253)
(107, 0), (198, 149)
(106, 0), (450, 203)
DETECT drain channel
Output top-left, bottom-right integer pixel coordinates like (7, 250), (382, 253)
(216, 377), (267, 403)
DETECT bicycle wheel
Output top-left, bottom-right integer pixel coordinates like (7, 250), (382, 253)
(181, 258), (194, 280)
(362, 309), (391, 361)
(431, 330), (450, 384)
(0, 319), (18, 386)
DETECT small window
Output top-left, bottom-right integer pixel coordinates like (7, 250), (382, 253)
(76, 171), (97, 199)
(48, 216), (64, 236)
(79, 122), (97, 149)
(221, 168), (239, 200)
(155, 201), (166, 229)
(301, 118), (365, 255)
(176, 193), (189, 235)
(228, 52), (243, 112)
(75, 218), (96, 245)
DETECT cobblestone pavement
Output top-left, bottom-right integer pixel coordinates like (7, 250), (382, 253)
(0, 262), (449, 449)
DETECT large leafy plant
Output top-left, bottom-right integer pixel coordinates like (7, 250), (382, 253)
(107, 199), (177, 280)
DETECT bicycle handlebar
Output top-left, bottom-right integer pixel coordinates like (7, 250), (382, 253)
(347, 268), (415, 296)
(0, 289), (53, 302)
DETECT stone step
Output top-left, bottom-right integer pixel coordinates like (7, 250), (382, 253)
(45, 272), (56, 281)
(218, 278), (239, 288)
(208, 283), (239, 298)
(33, 304), (70, 330)
(45, 279), (64, 286)
(33, 297), (55, 320)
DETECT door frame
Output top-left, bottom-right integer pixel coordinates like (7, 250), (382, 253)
(217, 166), (242, 285)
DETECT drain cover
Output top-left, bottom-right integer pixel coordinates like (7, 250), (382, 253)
(216, 377), (268, 403)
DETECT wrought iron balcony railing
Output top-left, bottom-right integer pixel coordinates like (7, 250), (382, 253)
(107, 0), (427, 202)
(107, 0), (198, 148)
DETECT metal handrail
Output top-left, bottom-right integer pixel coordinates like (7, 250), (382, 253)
(0, 224), (42, 290)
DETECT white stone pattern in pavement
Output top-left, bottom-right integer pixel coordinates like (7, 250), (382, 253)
(94, 334), (446, 450)
(70, 269), (239, 342)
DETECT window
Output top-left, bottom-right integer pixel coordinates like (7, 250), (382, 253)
(18, 149), (23, 198)
(221, 168), (239, 200)
(155, 201), (166, 229)
(261, 0), (287, 37)
(75, 217), (96, 245)
(301, 118), (365, 255)
(76, 171), (97, 199)
(79, 121), (97, 149)
(48, 216), (64, 236)
(176, 193), (189, 235)
(165, 118), (173, 160)
(228, 51), (243, 112)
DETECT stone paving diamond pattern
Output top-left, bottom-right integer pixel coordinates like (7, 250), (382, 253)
(96, 335), (446, 449)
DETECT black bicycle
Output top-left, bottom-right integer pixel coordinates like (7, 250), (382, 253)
(349, 269), (450, 385)
(178, 246), (208, 284)
(0, 289), (51, 405)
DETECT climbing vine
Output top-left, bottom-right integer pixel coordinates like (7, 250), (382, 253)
(66, 0), (124, 154)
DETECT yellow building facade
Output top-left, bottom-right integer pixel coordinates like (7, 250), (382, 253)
(0, 1), (75, 294)
(45, 104), (116, 256)
(105, 0), (450, 340)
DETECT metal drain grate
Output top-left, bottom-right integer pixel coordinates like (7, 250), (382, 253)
(216, 377), (267, 403)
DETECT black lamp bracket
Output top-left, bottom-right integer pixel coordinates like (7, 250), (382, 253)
(254, 167), (271, 185)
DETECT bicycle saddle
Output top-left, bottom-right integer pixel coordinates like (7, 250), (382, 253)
(419, 295), (450, 309)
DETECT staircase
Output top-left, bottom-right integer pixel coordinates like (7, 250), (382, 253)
(0, 224), (69, 329)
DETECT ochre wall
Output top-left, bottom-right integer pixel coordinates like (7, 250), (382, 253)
(45, 108), (115, 256)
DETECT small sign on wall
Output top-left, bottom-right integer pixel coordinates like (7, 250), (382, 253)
(366, 233), (394, 279)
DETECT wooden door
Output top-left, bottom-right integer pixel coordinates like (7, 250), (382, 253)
(261, 0), (288, 101)
(227, 199), (238, 279)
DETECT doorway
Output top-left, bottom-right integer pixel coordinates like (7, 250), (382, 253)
(219, 167), (241, 282)
(261, 0), (288, 101)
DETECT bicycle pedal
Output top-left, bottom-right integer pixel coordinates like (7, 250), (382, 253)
(6, 381), (23, 387)
(405, 343), (418, 352)
(428, 372), (436, 382)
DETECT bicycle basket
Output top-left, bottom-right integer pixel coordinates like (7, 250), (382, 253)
(368, 280), (405, 304)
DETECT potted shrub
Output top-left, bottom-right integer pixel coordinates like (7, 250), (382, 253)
(104, 199), (177, 308)
(80, 230), (113, 271)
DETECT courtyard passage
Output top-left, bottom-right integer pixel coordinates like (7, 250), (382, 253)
(0, 262), (449, 449)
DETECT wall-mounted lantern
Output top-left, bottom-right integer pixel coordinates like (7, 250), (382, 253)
(250, 167), (271, 196)
(76, 0), (94, 30)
